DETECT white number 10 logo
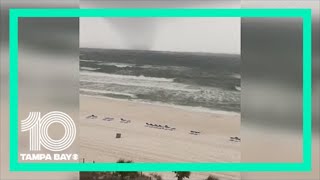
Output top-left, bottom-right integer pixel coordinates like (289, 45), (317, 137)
(21, 111), (76, 152)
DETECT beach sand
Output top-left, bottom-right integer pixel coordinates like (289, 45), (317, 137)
(80, 95), (240, 180)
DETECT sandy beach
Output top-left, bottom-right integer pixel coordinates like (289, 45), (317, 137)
(80, 95), (240, 180)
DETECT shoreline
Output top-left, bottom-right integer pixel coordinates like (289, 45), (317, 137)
(80, 94), (240, 116)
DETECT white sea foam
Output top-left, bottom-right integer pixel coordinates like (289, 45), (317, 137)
(80, 71), (199, 92)
(97, 62), (135, 68)
(80, 89), (137, 98)
(80, 71), (240, 113)
(81, 71), (173, 82)
(80, 67), (100, 71)
(80, 59), (96, 62)
(230, 74), (241, 79)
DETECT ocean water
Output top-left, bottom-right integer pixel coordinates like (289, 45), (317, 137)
(80, 48), (240, 113)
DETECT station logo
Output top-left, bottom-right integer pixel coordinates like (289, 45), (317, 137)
(20, 111), (78, 161)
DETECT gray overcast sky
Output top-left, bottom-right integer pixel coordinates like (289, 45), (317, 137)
(80, 17), (240, 54)
(80, 0), (240, 54)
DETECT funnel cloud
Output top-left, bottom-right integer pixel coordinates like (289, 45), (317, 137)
(80, 17), (240, 54)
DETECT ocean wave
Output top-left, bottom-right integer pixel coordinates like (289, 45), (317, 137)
(80, 59), (96, 62)
(80, 49), (240, 112)
(81, 71), (174, 82)
(80, 71), (240, 112)
(80, 67), (100, 71)
(81, 89), (137, 98)
(80, 81), (240, 112)
(230, 74), (241, 79)
(80, 71), (199, 92)
(97, 62), (135, 68)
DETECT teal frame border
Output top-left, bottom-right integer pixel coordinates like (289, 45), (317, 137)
(9, 8), (312, 172)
